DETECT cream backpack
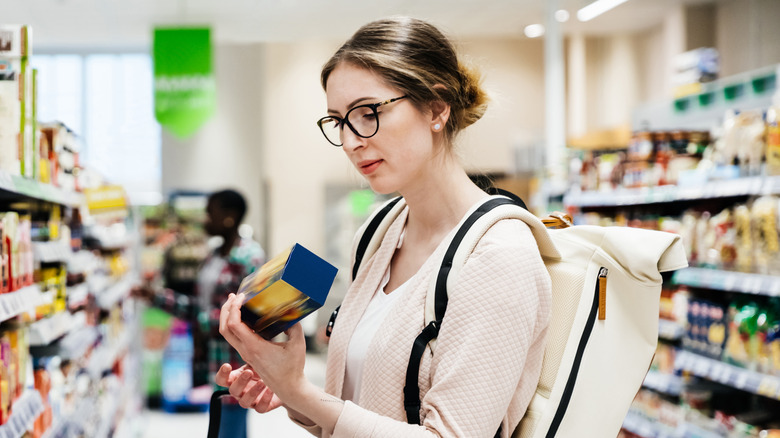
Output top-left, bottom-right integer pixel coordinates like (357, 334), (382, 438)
(327, 192), (688, 437)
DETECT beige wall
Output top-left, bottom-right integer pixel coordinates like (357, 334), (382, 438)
(456, 38), (545, 173)
(716, 0), (780, 77)
(161, 44), (267, 247)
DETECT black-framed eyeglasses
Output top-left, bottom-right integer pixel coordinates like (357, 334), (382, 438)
(317, 96), (407, 147)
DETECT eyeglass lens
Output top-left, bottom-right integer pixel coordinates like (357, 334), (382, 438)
(319, 105), (379, 146)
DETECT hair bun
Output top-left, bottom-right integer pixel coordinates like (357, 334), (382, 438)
(457, 61), (489, 130)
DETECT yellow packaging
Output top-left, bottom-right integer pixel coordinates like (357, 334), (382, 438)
(767, 103), (780, 175)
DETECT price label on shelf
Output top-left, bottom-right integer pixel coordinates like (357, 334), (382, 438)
(769, 279), (780, 297)
(735, 372), (749, 390)
(757, 378), (780, 400)
(0, 171), (14, 191)
(722, 272), (738, 291)
(746, 275), (762, 294)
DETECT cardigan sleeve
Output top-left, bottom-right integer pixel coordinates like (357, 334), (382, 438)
(330, 220), (552, 438)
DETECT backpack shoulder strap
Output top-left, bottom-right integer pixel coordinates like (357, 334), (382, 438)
(326, 196), (405, 338)
(405, 195), (554, 425)
(351, 196), (406, 282)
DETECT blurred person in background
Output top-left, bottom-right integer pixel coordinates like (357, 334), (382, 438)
(136, 189), (265, 438)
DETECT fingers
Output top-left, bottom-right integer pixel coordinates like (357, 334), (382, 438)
(215, 363), (233, 387)
(255, 387), (277, 413)
(219, 294), (235, 341)
(238, 376), (267, 409)
(228, 369), (255, 400)
(285, 322), (305, 349)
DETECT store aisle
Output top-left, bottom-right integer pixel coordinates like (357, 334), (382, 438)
(140, 352), (327, 438)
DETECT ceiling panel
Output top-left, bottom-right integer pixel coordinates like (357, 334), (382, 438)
(0, 0), (718, 49)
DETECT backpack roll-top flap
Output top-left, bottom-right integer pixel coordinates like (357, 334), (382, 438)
(555, 226), (688, 283)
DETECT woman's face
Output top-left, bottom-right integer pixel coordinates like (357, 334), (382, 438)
(325, 63), (440, 195)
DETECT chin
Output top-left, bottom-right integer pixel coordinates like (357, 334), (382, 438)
(365, 177), (400, 196)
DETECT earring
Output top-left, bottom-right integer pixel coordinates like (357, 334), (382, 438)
(434, 123), (441, 131)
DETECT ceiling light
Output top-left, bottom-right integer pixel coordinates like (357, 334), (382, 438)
(577, 0), (630, 22)
(555, 10), (570, 23)
(524, 24), (545, 38)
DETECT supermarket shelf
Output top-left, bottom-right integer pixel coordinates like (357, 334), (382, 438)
(632, 64), (779, 132)
(672, 267), (780, 297)
(0, 390), (45, 438)
(0, 285), (41, 323)
(658, 319), (685, 341)
(564, 176), (780, 208)
(643, 371), (683, 397)
(56, 326), (99, 360)
(0, 170), (84, 208)
(675, 350), (780, 401)
(67, 282), (90, 309)
(622, 411), (678, 438)
(33, 241), (72, 264)
(95, 274), (137, 310)
(94, 376), (122, 438)
(623, 410), (724, 438)
(29, 311), (86, 346)
(88, 331), (131, 378)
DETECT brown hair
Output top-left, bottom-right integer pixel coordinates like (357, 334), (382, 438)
(321, 17), (488, 142)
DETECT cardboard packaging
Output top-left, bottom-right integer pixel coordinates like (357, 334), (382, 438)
(239, 243), (337, 340)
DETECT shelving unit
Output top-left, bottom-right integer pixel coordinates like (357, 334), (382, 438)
(622, 410), (723, 438)
(95, 274), (137, 311)
(575, 66), (780, 437)
(0, 169), (85, 208)
(0, 391), (45, 438)
(642, 370), (683, 397)
(32, 241), (72, 264)
(28, 311), (86, 346)
(632, 64), (779, 132)
(0, 285), (42, 323)
(672, 267), (780, 297)
(675, 350), (780, 401)
(565, 176), (780, 208)
(658, 319), (685, 342)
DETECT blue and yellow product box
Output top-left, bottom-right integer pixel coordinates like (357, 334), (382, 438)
(239, 243), (337, 340)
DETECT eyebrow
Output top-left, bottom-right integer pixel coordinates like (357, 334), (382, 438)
(327, 96), (376, 115)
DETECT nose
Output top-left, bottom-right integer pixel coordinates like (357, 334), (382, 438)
(340, 126), (365, 152)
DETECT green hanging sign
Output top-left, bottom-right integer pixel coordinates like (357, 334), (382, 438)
(153, 27), (215, 138)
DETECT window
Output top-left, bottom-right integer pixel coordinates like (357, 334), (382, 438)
(32, 53), (161, 205)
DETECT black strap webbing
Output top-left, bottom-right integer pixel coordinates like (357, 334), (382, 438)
(352, 196), (403, 281)
(327, 197), (402, 340)
(403, 320), (440, 425)
(404, 196), (526, 426)
(207, 390), (231, 438)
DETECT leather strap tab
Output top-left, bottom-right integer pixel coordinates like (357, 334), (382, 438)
(541, 212), (573, 229)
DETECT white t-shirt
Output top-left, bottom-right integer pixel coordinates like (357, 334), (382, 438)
(343, 228), (414, 404)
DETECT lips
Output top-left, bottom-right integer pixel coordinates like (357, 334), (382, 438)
(358, 159), (383, 175)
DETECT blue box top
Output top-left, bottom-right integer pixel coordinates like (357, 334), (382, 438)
(280, 243), (338, 306)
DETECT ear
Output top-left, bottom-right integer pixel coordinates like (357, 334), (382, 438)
(430, 84), (451, 131)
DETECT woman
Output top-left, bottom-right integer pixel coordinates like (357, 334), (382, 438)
(217, 17), (551, 437)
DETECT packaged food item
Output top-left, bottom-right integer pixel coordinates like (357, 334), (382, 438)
(766, 299), (780, 376)
(766, 93), (780, 176)
(735, 204), (754, 272)
(752, 196), (780, 275)
(239, 243), (337, 340)
(736, 110), (766, 176)
(724, 301), (760, 370)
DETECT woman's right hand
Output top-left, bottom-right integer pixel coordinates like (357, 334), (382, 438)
(215, 363), (283, 413)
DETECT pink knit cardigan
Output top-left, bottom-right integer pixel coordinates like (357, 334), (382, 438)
(296, 205), (551, 437)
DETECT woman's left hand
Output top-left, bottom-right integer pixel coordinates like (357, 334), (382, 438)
(218, 293), (308, 402)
